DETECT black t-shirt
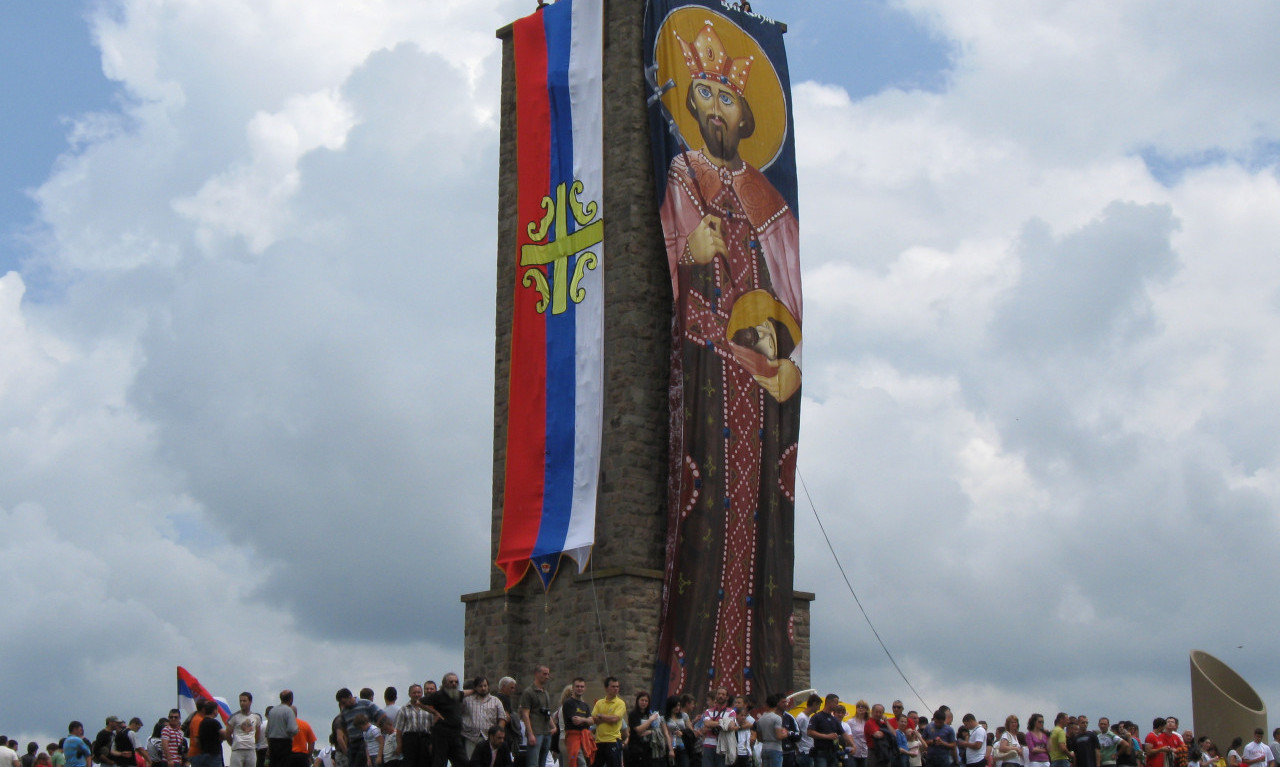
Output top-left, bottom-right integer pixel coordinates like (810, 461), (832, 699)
(1115, 737), (1137, 767)
(427, 690), (463, 730)
(808, 712), (842, 753)
(627, 710), (654, 753)
(198, 717), (224, 755)
(93, 730), (118, 766)
(1071, 733), (1100, 767)
(562, 699), (592, 732)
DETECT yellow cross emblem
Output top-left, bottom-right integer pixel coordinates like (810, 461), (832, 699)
(521, 180), (603, 315)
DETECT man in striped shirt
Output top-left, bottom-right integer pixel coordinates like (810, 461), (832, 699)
(462, 679), (508, 761)
(161, 711), (185, 767)
(396, 684), (436, 767)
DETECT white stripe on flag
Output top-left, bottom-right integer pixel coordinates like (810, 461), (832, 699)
(566, 0), (603, 571)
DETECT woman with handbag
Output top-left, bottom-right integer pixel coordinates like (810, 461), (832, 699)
(993, 718), (1022, 767)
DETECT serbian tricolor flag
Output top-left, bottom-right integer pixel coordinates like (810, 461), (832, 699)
(177, 666), (231, 722)
(497, 0), (604, 591)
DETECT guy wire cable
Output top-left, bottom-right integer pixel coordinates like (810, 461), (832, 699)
(587, 556), (611, 676)
(797, 468), (930, 713)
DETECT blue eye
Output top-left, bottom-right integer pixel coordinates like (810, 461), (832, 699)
(719, 92), (733, 106)
(696, 84), (712, 99)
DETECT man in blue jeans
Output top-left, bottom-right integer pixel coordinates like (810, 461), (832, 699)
(807, 695), (845, 767)
(757, 694), (789, 767)
(518, 667), (554, 767)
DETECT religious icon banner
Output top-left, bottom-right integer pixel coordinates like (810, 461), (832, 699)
(497, 0), (604, 591)
(645, 0), (802, 703)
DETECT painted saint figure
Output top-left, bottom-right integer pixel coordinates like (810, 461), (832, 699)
(653, 14), (801, 703)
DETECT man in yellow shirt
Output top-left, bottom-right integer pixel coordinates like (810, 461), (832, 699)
(1049, 714), (1071, 767)
(590, 678), (625, 767)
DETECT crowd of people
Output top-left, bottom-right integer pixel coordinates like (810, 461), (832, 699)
(4, 672), (1276, 767)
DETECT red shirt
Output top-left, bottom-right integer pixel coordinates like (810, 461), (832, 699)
(866, 719), (883, 742)
(1145, 732), (1168, 767)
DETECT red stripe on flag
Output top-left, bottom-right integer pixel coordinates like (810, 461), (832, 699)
(498, 9), (552, 589)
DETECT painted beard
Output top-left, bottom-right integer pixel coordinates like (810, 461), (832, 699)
(699, 113), (739, 162)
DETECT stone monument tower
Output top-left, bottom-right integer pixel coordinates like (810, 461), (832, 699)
(461, 0), (813, 695)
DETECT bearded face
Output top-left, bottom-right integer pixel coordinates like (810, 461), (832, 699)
(687, 80), (754, 163)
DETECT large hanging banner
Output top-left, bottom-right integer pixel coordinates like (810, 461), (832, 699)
(497, 0), (604, 591)
(646, 0), (801, 702)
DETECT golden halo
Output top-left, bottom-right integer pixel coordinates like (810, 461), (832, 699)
(654, 8), (787, 171)
(726, 289), (801, 349)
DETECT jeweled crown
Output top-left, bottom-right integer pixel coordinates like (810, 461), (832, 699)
(675, 21), (753, 96)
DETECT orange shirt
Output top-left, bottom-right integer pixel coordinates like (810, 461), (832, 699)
(292, 719), (316, 755)
(188, 714), (205, 757)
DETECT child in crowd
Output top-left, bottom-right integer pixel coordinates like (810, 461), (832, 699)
(353, 713), (384, 767)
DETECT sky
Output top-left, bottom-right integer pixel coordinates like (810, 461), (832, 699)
(4, 0), (1280, 748)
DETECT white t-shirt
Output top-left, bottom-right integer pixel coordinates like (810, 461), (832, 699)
(908, 734), (925, 767)
(229, 712), (263, 750)
(1243, 742), (1272, 767)
(966, 726), (988, 765)
(363, 725), (382, 760)
(797, 713), (813, 754)
(0, 747), (19, 767)
(737, 717), (756, 755)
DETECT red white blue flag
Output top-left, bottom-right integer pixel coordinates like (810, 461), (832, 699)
(497, 0), (604, 590)
(176, 666), (231, 722)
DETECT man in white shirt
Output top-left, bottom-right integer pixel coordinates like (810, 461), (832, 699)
(384, 689), (401, 726)
(961, 715), (986, 767)
(229, 693), (264, 767)
(794, 694), (822, 767)
(1243, 730), (1274, 767)
(0, 739), (20, 767)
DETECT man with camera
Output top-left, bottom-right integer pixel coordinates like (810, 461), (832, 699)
(518, 667), (555, 767)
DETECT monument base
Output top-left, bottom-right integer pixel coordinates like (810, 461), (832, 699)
(462, 570), (813, 696)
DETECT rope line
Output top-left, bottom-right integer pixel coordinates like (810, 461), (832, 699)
(797, 469), (930, 713)
(587, 556), (611, 677)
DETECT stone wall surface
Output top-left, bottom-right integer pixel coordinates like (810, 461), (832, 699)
(466, 0), (813, 697)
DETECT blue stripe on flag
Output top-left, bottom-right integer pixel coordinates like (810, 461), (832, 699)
(544, 1), (575, 192)
(535, 0), (577, 569)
